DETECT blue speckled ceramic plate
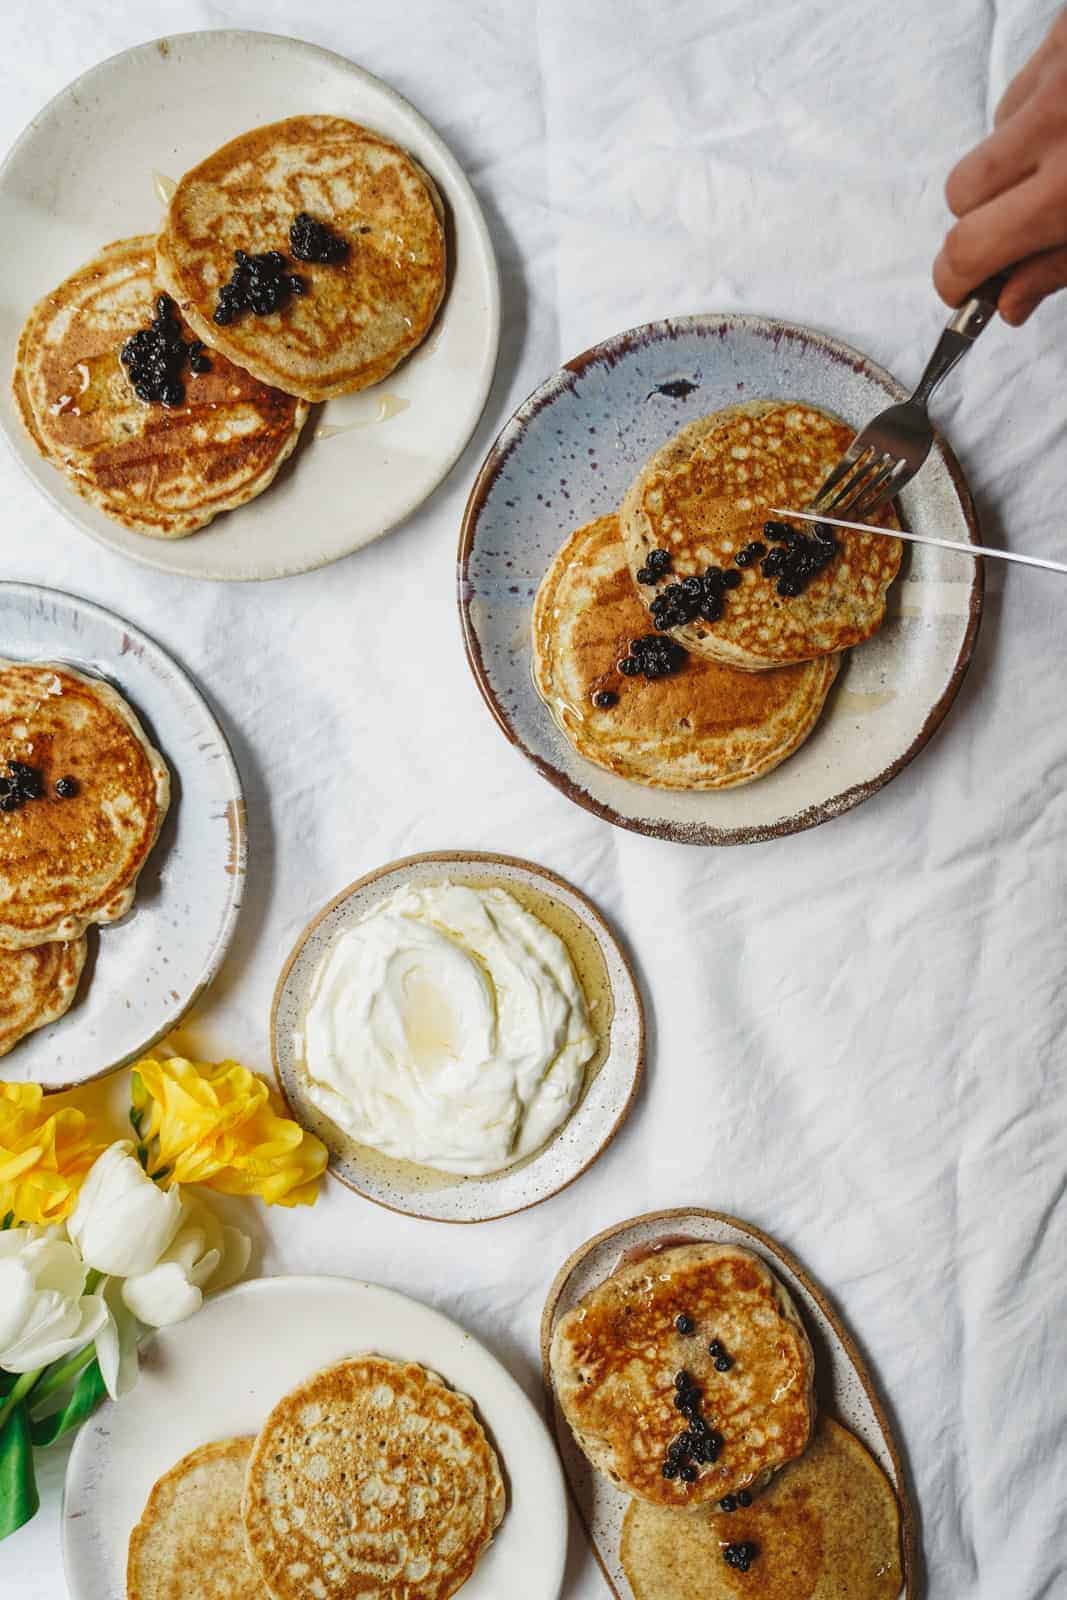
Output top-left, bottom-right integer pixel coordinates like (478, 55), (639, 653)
(459, 315), (982, 845)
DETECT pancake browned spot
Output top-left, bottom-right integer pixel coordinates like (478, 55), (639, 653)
(620, 402), (902, 670)
(621, 1416), (903, 1600)
(533, 515), (838, 789)
(0, 938), (86, 1055)
(127, 1437), (262, 1600)
(12, 236), (308, 539)
(241, 1355), (505, 1600)
(0, 661), (169, 948)
(550, 1242), (815, 1510)
(157, 116), (446, 401)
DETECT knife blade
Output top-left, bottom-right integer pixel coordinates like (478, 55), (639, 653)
(769, 508), (1067, 576)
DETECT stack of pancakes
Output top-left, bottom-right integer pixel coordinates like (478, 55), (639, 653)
(533, 402), (902, 791)
(549, 1241), (903, 1598)
(0, 660), (169, 1055)
(127, 1355), (505, 1600)
(12, 115), (446, 538)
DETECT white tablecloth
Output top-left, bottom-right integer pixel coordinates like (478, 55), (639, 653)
(3, 2), (1066, 1596)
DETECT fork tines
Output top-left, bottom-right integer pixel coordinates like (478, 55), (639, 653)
(811, 444), (906, 522)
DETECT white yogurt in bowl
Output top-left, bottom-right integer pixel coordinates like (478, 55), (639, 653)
(302, 881), (597, 1175)
(272, 852), (645, 1223)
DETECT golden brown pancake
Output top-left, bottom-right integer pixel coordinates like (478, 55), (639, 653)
(0, 938), (86, 1055)
(533, 515), (838, 789)
(127, 1437), (263, 1600)
(157, 116), (447, 401)
(13, 236), (308, 538)
(242, 1355), (505, 1600)
(550, 1242), (815, 1510)
(620, 402), (902, 669)
(621, 1417), (903, 1600)
(0, 661), (169, 948)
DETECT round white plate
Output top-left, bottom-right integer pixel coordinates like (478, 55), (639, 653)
(272, 851), (645, 1223)
(541, 1210), (916, 1599)
(0, 582), (245, 1087)
(64, 1275), (567, 1600)
(0, 30), (500, 580)
(460, 314), (982, 844)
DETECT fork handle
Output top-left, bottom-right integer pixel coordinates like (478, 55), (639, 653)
(911, 271), (1011, 408)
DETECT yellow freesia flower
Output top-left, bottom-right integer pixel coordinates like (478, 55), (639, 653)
(0, 1083), (107, 1226)
(130, 1058), (327, 1207)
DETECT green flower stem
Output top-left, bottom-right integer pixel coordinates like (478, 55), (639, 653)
(0, 1371), (38, 1433)
(24, 1344), (95, 1409)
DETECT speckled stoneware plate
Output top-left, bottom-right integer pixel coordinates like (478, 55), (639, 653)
(64, 1275), (567, 1600)
(460, 315), (982, 844)
(541, 1209), (916, 1599)
(271, 851), (644, 1223)
(0, 30), (500, 581)
(0, 582), (245, 1088)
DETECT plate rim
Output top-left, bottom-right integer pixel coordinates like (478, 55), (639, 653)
(0, 27), (502, 582)
(62, 1271), (568, 1600)
(0, 579), (246, 1089)
(269, 848), (646, 1223)
(458, 311), (984, 846)
(539, 1205), (918, 1600)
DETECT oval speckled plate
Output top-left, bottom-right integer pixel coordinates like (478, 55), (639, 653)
(0, 582), (245, 1088)
(459, 314), (982, 844)
(0, 30), (500, 581)
(271, 851), (644, 1223)
(541, 1209), (917, 1599)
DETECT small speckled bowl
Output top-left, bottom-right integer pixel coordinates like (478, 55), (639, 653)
(271, 851), (644, 1223)
(459, 314), (983, 844)
(541, 1208), (917, 1599)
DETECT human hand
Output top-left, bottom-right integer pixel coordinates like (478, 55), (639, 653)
(934, 7), (1067, 325)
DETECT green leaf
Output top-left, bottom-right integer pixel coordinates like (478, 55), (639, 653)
(29, 1359), (106, 1448)
(0, 1404), (39, 1541)
(0, 1211), (14, 1231)
(0, 1373), (13, 1400)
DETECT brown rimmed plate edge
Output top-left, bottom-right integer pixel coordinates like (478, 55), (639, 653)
(538, 1205), (919, 1598)
(457, 312), (984, 847)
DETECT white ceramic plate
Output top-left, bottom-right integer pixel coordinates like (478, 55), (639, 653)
(64, 1275), (567, 1600)
(0, 582), (245, 1087)
(541, 1209), (916, 1599)
(272, 851), (645, 1223)
(460, 315), (982, 844)
(0, 30), (500, 580)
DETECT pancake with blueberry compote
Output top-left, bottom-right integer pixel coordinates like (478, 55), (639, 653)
(157, 115), (446, 402)
(532, 515), (838, 789)
(13, 236), (308, 537)
(620, 401), (902, 671)
(549, 1241), (815, 1510)
(621, 1416), (903, 1599)
(0, 660), (169, 948)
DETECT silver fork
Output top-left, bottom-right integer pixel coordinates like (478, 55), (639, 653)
(810, 273), (1008, 522)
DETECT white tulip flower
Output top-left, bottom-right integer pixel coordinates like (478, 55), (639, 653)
(67, 1142), (182, 1278)
(0, 1226), (108, 1374)
(121, 1197), (251, 1329)
(94, 1278), (142, 1401)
